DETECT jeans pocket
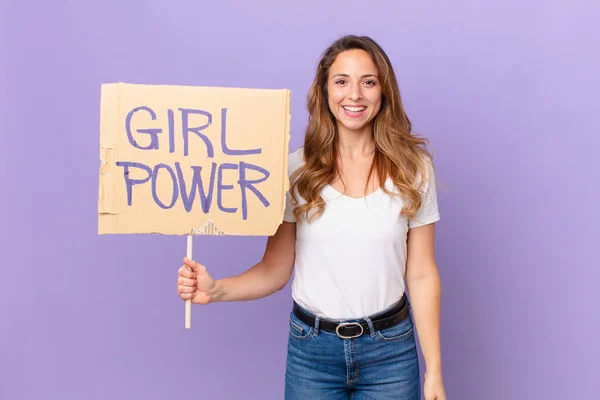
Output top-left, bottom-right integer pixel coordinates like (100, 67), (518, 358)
(375, 317), (414, 342)
(288, 312), (313, 340)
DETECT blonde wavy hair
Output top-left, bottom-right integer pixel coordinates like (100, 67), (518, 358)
(291, 35), (434, 223)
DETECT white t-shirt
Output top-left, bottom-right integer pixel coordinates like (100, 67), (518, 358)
(283, 147), (440, 320)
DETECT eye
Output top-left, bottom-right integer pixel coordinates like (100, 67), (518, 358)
(364, 80), (377, 86)
(335, 79), (347, 85)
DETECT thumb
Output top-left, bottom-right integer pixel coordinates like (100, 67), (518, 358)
(182, 257), (202, 273)
(183, 257), (211, 279)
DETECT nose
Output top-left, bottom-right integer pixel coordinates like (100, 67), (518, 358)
(348, 83), (363, 101)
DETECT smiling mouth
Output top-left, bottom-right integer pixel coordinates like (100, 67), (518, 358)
(342, 106), (367, 112)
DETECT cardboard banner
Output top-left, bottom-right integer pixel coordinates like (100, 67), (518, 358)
(98, 83), (291, 236)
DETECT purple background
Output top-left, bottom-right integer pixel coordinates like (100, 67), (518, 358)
(1, 1), (598, 399)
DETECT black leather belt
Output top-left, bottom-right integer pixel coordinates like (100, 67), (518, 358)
(292, 295), (410, 339)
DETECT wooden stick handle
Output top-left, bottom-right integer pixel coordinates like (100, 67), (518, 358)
(185, 234), (193, 329)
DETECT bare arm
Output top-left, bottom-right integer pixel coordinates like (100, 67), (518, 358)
(405, 223), (442, 374)
(198, 221), (296, 303)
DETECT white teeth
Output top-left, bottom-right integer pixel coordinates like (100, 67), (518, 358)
(343, 106), (366, 112)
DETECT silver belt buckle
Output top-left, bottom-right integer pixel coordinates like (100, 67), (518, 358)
(335, 322), (364, 339)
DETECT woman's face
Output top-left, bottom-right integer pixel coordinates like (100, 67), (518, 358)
(326, 49), (382, 135)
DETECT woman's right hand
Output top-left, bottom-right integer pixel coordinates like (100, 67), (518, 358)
(177, 257), (216, 304)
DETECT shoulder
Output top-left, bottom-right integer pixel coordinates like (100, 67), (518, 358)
(287, 146), (305, 177)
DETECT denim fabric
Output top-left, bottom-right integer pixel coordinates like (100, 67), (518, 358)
(284, 300), (421, 399)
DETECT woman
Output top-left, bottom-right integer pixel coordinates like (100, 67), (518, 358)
(177, 35), (447, 400)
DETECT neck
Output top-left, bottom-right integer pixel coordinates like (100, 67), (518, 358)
(336, 124), (375, 159)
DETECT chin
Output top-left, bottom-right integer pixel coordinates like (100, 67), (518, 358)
(338, 119), (372, 133)
(343, 124), (366, 132)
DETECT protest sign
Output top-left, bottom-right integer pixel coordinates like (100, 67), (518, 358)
(98, 83), (291, 236)
(98, 82), (291, 328)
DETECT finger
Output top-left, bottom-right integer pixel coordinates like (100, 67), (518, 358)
(178, 285), (196, 294)
(177, 277), (197, 287)
(185, 258), (210, 278)
(180, 292), (195, 300)
(178, 265), (196, 279)
(183, 257), (205, 273)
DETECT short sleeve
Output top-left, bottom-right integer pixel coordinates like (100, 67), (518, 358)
(283, 147), (305, 223)
(408, 158), (440, 229)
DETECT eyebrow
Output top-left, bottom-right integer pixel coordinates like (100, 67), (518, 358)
(332, 73), (379, 79)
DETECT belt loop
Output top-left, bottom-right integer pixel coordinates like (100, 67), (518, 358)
(312, 316), (320, 336)
(363, 316), (376, 337)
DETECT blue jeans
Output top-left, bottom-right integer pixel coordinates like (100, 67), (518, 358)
(285, 300), (421, 399)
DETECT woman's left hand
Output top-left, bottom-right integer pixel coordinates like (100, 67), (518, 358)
(424, 371), (447, 400)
